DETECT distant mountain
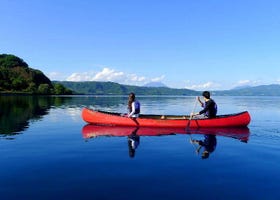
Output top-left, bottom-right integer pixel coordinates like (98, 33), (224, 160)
(56, 81), (280, 96)
(143, 82), (168, 87)
(214, 84), (280, 96)
(56, 81), (199, 95)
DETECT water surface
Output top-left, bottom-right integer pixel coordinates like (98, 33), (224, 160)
(0, 95), (279, 200)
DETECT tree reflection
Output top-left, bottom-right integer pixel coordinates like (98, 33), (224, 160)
(0, 95), (71, 138)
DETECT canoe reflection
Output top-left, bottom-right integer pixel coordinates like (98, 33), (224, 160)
(81, 125), (250, 158)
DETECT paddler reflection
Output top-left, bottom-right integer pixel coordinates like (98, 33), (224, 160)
(187, 127), (250, 159)
(190, 134), (217, 159)
(127, 127), (140, 158)
(81, 125), (250, 159)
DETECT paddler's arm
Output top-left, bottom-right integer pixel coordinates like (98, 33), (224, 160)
(127, 102), (135, 117)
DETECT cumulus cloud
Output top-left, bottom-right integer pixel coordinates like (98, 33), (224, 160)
(151, 75), (165, 82)
(66, 67), (164, 86)
(184, 81), (221, 90)
(47, 72), (67, 80)
(67, 72), (93, 81)
(237, 80), (251, 85)
(92, 68), (123, 81)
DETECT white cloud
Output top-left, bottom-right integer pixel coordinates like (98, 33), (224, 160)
(151, 75), (165, 82)
(47, 72), (67, 80)
(129, 74), (146, 82)
(233, 79), (263, 88)
(90, 68), (125, 82)
(184, 81), (221, 90)
(66, 72), (93, 81)
(237, 80), (251, 85)
(65, 67), (165, 86)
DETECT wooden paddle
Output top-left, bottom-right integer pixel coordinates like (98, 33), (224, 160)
(186, 97), (198, 130)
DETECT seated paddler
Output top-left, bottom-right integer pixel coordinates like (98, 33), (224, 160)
(191, 91), (217, 119)
(127, 92), (140, 118)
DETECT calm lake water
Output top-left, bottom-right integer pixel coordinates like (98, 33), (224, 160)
(0, 95), (280, 200)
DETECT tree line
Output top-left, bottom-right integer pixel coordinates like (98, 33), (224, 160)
(56, 81), (200, 95)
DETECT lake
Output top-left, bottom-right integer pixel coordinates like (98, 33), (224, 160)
(0, 95), (279, 200)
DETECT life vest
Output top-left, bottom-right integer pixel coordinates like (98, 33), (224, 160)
(134, 101), (140, 114)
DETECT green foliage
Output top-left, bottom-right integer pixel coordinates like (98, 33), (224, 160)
(26, 82), (37, 93)
(53, 83), (72, 95)
(0, 54), (72, 95)
(0, 54), (28, 68)
(56, 81), (200, 95)
(37, 84), (51, 94)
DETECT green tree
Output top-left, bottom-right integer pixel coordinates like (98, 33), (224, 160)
(37, 84), (51, 94)
(26, 82), (37, 93)
(53, 83), (65, 94)
(0, 54), (28, 68)
(11, 78), (24, 90)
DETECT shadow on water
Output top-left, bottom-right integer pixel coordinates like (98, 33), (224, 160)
(0, 95), (74, 138)
(81, 125), (250, 159)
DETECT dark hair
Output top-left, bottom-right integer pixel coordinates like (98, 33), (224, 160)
(202, 91), (210, 99)
(129, 92), (135, 101)
(128, 92), (136, 112)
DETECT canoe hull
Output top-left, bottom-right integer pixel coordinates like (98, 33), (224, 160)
(81, 108), (251, 128)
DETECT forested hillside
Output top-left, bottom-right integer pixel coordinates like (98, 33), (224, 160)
(0, 54), (72, 94)
(56, 81), (200, 95)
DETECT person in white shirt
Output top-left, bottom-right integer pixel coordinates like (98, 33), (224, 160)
(127, 92), (140, 118)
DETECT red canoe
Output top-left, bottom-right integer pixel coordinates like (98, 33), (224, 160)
(81, 108), (251, 128)
(82, 125), (250, 142)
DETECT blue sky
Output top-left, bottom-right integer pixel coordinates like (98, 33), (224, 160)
(1, 0), (280, 90)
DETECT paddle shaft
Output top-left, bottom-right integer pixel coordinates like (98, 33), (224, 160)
(187, 98), (198, 129)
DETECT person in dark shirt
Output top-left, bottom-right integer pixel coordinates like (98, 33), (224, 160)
(192, 91), (217, 118)
(190, 134), (217, 159)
